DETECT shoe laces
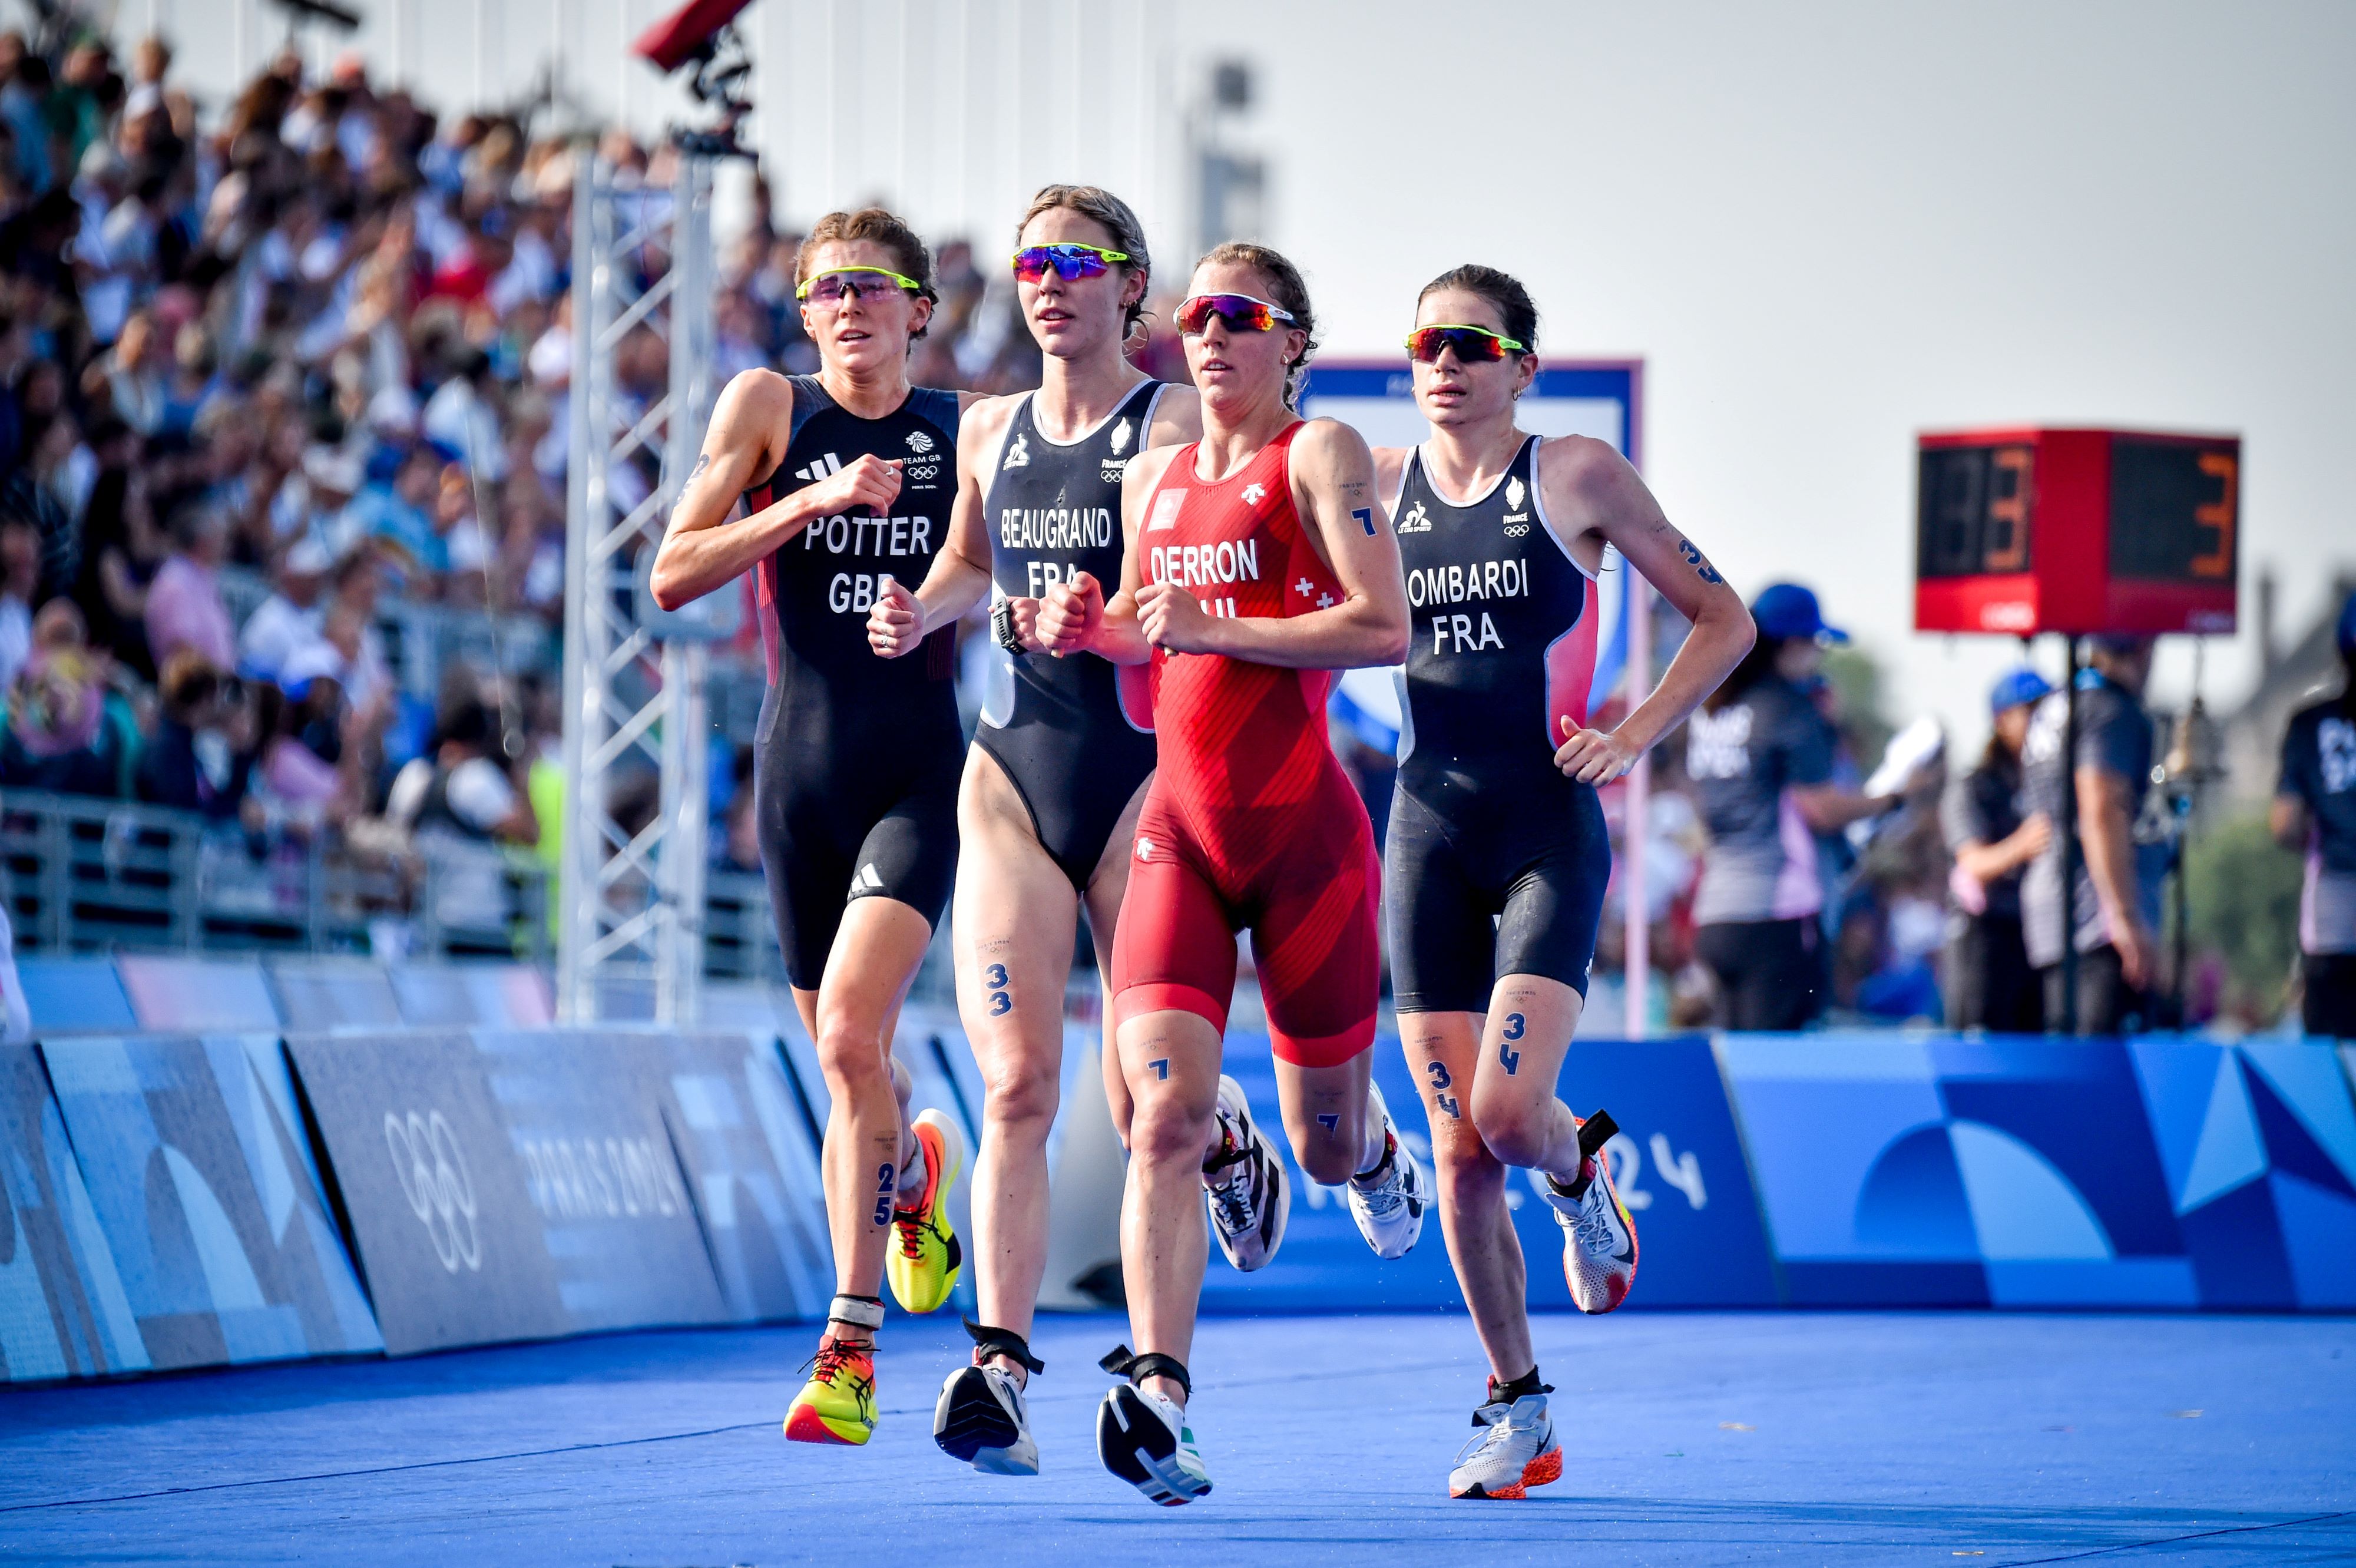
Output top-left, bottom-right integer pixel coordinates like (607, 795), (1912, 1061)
(892, 1205), (931, 1259)
(1455, 1407), (1534, 1467)
(1207, 1160), (1258, 1233)
(1573, 1186), (1620, 1256)
(803, 1339), (875, 1401)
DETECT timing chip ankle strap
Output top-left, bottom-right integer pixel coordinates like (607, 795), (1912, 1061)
(965, 1318), (1046, 1374)
(1100, 1343), (1191, 1398)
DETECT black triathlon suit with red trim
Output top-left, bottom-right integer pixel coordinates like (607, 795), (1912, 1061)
(744, 375), (964, 988)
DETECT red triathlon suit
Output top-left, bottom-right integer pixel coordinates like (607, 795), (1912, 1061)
(1109, 421), (1381, 1069)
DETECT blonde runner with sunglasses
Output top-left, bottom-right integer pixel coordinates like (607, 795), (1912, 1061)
(866, 186), (1216, 1477)
(1035, 244), (1425, 1506)
(652, 208), (980, 1449)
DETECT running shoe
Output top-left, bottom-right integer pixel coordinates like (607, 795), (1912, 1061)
(783, 1336), (878, 1445)
(1345, 1082), (1427, 1259)
(1097, 1382), (1212, 1506)
(887, 1107), (965, 1314)
(1450, 1391), (1562, 1499)
(1203, 1074), (1289, 1272)
(934, 1362), (1038, 1476)
(1543, 1110), (1637, 1314)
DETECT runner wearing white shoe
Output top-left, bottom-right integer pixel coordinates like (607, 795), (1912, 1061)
(1370, 266), (1753, 1496)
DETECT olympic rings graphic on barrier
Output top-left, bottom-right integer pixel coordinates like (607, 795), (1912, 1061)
(383, 1110), (482, 1273)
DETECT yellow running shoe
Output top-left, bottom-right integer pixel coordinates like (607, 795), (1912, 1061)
(886, 1108), (965, 1314)
(784, 1335), (877, 1445)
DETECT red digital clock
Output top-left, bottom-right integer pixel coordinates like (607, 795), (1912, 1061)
(1913, 427), (2240, 637)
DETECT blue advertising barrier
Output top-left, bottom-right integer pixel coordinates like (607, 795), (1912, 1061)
(1200, 1031), (1775, 1314)
(0, 1043), (148, 1381)
(39, 1034), (381, 1370)
(1719, 1033), (2356, 1311)
(653, 1030), (833, 1324)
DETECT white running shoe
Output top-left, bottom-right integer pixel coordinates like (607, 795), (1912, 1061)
(1346, 1083), (1427, 1260)
(1543, 1110), (1638, 1314)
(934, 1361), (1038, 1476)
(1097, 1382), (1212, 1506)
(1450, 1392), (1563, 1499)
(1203, 1074), (1289, 1273)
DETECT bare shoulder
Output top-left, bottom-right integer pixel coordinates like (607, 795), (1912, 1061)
(954, 390), (987, 413)
(958, 392), (1020, 447)
(1146, 383), (1203, 447)
(1293, 415), (1376, 472)
(715, 366), (794, 425)
(1537, 432), (1642, 505)
(1368, 444), (1410, 502)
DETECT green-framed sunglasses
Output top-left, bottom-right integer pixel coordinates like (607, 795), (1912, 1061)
(798, 266), (925, 303)
(1405, 323), (1527, 363)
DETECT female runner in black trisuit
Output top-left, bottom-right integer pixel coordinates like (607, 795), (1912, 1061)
(652, 207), (976, 1449)
(868, 185), (1200, 1476)
(1370, 266), (1752, 1499)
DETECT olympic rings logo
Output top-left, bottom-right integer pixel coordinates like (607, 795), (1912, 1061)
(383, 1110), (482, 1273)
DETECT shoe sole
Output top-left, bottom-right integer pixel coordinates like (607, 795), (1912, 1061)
(1097, 1385), (1210, 1506)
(934, 1367), (1039, 1475)
(1450, 1444), (1563, 1499)
(890, 1110), (967, 1314)
(1212, 1077), (1290, 1274)
(783, 1402), (872, 1445)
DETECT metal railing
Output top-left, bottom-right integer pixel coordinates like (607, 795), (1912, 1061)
(0, 791), (867, 988)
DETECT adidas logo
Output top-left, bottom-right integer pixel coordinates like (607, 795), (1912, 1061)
(795, 453), (845, 482)
(1003, 432), (1030, 469)
(849, 863), (886, 897)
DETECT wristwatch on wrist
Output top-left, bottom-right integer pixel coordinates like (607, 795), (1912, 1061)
(990, 597), (1023, 654)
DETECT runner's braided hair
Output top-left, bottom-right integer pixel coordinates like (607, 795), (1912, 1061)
(1016, 184), (1153, 342)
(1200, 241), (1318, 409)
(795, 207), (941, 341)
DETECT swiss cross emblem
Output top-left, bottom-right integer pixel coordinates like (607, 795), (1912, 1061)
(1316, 593), (1334, 608)
(1294, 577), (1314, 596)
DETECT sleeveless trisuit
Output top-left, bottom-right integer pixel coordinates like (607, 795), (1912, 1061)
(744, 375), (964, 988)
(1385, 434), (1612, 1012)
(975, 380), (1164, 886)
(1109, 422), (1382, 1068)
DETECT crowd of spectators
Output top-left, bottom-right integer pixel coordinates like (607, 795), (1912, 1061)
(0, 32), (1050, 891)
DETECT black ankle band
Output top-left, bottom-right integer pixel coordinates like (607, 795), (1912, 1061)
(1577, 1109), (1620, 1164)
(1493, 1366), (1553, 1402)
(964, 1318), (1045, 1374)
(1100, 1343), (1190, 1398)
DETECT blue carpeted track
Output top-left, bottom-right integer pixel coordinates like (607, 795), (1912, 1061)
(4, 1311), (2350, 1564)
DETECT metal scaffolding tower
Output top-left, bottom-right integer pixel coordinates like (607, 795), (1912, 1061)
(557, 153), (719, 1024)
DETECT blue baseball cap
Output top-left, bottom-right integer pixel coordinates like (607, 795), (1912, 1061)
(1751, 582), (1848, 644)
(1988, 667), (2051, 714)
(2338, 590), (2356, 653)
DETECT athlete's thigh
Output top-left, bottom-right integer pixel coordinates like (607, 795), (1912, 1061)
(1114, 1006), (1224, 1126)
(1398, 1009), (1485, 1147)
(1470, 973), (1585, 1111)
(1110, 826), (1239, 1036)
(952, 747), (1080, 1093)
(1384, 786), (1496, 1015)
(812, 894), (938, 1051)
(1252, 808), (1381, 1070)
(1083, 773), (1154, 1137)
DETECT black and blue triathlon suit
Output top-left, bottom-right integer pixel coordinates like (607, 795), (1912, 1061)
(746, 375), (964, 988)
(1386, 434), (1612, 1012)
(974, 381), (1164, 886)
